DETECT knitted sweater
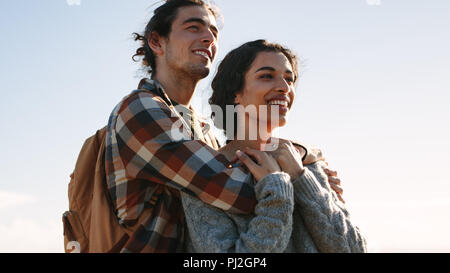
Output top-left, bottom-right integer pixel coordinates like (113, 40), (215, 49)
(181, 161), (367, 253)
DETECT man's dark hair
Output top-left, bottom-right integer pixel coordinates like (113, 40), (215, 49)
(132, 0), (220, 76)
(210, 39), (299, 137)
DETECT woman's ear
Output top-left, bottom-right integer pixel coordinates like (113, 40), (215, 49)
(234, 93), (242, 104)
(148, 31), (164, 56)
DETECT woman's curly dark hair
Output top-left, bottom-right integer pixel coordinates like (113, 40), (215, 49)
(132, 0), (220, 76)
(210, 39), (299, 137)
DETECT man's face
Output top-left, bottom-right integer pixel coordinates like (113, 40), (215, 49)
(162, 5), (219, 80)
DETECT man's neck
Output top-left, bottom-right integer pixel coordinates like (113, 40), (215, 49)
(153, 69), (199, 106)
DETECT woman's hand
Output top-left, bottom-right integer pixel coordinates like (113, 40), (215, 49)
(275, 142), (305, 180)
(218, 141), (238, 162)
(236, 147), (281, 182)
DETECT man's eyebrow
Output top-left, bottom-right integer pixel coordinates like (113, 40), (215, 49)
(255, 66), (293, 74)
(182, 17), (219, 34)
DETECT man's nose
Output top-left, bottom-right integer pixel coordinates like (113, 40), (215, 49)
(201, 28), (216, 45)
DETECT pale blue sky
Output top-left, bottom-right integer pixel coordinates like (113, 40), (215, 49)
(0, 0), (449, 252)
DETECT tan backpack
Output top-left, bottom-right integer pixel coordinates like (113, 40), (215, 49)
(62, 127), (157, 253)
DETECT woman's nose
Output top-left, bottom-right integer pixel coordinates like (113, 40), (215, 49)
(275, 78), (290, 93)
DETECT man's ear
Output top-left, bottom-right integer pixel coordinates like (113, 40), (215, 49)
(148, 31), (164, 56)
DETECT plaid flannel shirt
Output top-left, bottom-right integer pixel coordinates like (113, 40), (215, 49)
(105, 78), (257, 252)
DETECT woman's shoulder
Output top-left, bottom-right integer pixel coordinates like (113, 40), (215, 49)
(289, 139), (326, 166)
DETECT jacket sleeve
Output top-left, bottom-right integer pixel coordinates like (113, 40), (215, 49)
(291, 161), (368, 253)
(181, 173), (294, 253)
(107, 91), (256, 226)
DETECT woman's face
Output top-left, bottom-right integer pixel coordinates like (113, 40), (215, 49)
(234, 51), (296, 129)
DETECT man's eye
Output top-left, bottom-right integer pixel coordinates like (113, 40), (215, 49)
(188, 25), (199, 31)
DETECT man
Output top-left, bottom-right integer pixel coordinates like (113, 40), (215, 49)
(105, 0), (257, 253)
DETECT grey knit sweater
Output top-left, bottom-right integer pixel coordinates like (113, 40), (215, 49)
(181, 161), (367, 253)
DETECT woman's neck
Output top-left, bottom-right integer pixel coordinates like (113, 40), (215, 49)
(220, 137), (275, 162)
(229, 139), (268, 150)
(219, 119), (278, 161)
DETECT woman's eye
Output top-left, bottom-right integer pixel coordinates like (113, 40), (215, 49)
(285, 77), (294, 84)
(259, 74), (273, 79)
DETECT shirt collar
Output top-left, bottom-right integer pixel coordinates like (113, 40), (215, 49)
(138, 78), (175, 107)
(137, 78), (211, 134)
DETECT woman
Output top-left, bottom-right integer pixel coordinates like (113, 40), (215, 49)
(181, 40), (367, 253)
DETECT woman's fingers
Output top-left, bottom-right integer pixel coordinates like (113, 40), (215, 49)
(236, 150), (263, 180)
(236, 150), (259, 169)
(276, 153), (288, 167)
(238, 148), (282, 182)
(274, 142), (305, 179)
(275, 149), (290, 171)
(243, 147), (263, 164)
(228, 154), (240, 168)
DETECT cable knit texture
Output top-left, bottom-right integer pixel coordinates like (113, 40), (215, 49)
(287, 161), (367, 252)
(182, 172), (294, 253)
(182, 162), (367, 253)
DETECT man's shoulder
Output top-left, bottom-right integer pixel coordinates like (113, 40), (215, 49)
(106, 84), (173, 133)
(113, 88), (170, 116)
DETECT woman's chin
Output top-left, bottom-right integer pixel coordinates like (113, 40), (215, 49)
(266, 116), (287, 130)
(275, 116), (288, 127)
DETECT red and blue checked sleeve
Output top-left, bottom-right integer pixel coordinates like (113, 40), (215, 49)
(108, 91), (256, 224)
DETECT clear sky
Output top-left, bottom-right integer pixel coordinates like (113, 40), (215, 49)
(0, 0), (449, 252)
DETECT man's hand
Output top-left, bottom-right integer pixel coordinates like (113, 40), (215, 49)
(323, 164), (345, 203)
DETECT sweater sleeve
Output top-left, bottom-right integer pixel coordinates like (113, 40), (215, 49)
(291, 161), (368, 253)
(181, 172), (294, 253)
